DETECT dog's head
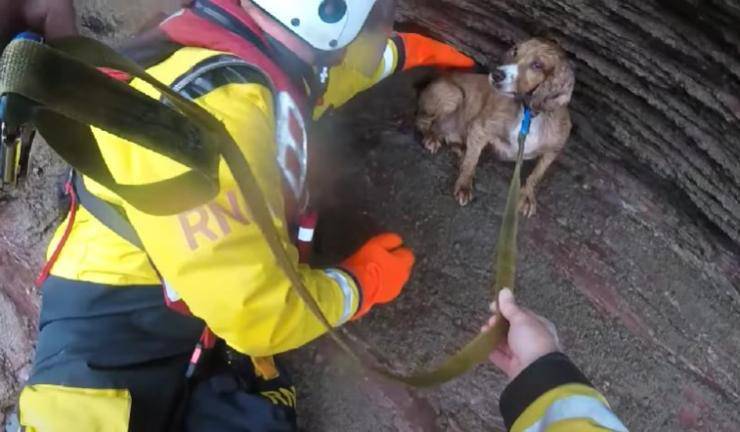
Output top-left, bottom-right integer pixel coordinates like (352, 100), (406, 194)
(490, 38), (575, 112)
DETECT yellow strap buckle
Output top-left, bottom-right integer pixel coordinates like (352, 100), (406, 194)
(251, 356), (280, 380)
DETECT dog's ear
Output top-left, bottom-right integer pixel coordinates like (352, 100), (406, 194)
(529, 60), (575, 112)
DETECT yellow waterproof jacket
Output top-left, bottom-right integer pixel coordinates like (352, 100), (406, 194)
(44, 33), (469, 357)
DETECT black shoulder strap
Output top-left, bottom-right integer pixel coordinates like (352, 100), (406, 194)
(73, 55), (268, 251)
(72, 172), (145, 250)
(168, 54), (270, 101)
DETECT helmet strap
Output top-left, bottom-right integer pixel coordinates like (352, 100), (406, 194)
(264, 34), (329, 108)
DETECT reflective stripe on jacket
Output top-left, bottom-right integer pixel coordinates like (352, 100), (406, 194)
(501, 353), (628, 432)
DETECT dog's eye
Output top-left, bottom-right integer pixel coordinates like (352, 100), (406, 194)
(531, 60), (545, 71)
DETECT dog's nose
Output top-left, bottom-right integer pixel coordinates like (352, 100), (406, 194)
(490, 68), (506, 83)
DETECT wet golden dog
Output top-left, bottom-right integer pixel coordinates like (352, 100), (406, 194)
(416, 38), (575, 216)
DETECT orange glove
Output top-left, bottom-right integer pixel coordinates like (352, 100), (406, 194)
(395, 33), (476, 71)
(342, 233), (416, 319)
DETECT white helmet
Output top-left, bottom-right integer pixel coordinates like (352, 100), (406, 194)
(251, 0), (395, 52)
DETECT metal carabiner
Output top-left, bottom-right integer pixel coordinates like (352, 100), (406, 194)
(0, 119), (22, 187)
(0, 32), (43, 189)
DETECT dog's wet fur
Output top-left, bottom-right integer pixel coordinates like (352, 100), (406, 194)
(416, 38), (575, 215)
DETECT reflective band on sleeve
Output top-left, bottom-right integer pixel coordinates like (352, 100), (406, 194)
(324, 269), (357, 324)
(524, 395), (628, 432)
(298, 227), (315, 242)
(190, 346), (202, 364)
(164, 281), (181, 302)
(380, 43), (396, 79)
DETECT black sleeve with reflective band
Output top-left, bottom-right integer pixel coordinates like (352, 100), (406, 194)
(499, 352), (593, 430)
(391, 34), (406, 74)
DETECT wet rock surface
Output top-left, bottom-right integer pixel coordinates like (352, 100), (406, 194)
(290, 72), (740, 431)
(1, 1), (739, 431)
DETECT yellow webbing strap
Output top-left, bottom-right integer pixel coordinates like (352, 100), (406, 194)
(0, 36), (523, 387)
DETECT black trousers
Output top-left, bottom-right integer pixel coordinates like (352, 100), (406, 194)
(26, 276), (297, 431)
(184, 347), (297, 432)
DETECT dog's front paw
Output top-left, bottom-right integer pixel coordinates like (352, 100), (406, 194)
(423, 136), (442, 155)
(454, 182), (474, 206)
(518, 187), (537, 217)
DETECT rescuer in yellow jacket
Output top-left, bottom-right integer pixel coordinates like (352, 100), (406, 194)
(20, 1), (475, 430)
(16, 0), (626, 431)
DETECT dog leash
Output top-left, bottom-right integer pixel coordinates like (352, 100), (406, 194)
(0, 36), (531, 388)
(373, 106), (532, 386)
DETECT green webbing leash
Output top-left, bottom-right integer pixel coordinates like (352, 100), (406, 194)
(0, 38), (221, 215)
(0, 36), (528, 388)
(378, 108), (530, 387)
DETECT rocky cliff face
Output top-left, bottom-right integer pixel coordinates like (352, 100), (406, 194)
(1, 1), (739, 430)
(398, 0), (740, 245)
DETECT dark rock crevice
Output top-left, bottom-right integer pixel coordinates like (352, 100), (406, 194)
(1, 1), (739, 430)
(398, 0), (740, 245)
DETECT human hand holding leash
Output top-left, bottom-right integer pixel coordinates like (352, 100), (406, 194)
(482, 288), (561, 380)
(485, 290), (628, 431)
